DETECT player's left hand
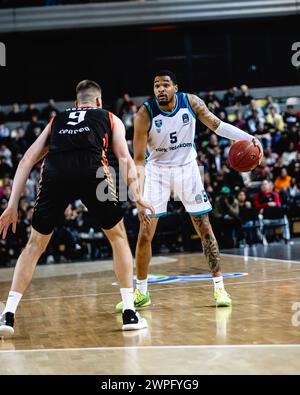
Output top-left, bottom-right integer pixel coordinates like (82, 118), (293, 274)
(252, 137), (264, 165)
(0, 206), (18, 240)
(136, 199), (155, 226)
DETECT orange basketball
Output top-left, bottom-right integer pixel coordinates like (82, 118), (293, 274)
(228, 140), (260, 172)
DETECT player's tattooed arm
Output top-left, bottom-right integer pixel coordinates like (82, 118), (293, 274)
(187, 94), (221, 131)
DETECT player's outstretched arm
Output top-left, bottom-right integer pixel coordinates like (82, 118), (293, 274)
(111, 114), (154, 224)
(0, 123), (50, 239)
(187, 93), (263, 161)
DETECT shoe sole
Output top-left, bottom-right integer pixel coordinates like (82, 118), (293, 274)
(116, 300), (151, 314)
(122, 319), (148, 331)
(0, 325), (14, 337)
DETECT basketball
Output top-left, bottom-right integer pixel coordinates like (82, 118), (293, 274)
(228, 140), (260, 172)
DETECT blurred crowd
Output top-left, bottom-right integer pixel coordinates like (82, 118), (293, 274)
(0, 84), (300, 266)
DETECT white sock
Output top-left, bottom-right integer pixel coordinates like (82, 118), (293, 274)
(2, 291), (23, 315)
(213, 276), (224, 291)
(120, 288), (135, 312)
(136, 277), (148, 295)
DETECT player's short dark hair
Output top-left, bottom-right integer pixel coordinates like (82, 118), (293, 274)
(154, 70), (177, 85)
(76, 80), (101, 103)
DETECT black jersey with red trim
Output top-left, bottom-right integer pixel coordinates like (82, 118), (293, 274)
(44, 107), (114, 177)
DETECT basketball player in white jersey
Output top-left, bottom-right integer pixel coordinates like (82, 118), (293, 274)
(116, 70), (262, 311)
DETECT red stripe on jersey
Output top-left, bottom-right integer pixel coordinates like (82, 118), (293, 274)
(48, 116), (55, 135)
(109, 112), (114, 131)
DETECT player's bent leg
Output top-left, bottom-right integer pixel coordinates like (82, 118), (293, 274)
(0, 227), (52, 337)
(102, 218), (133, 289)
(114, 218), (159, 313)
(190, 214), (232, 307)
(136, 217), (159, 280)
(102, 219), (147, 330)
(134, 218), (159, 309)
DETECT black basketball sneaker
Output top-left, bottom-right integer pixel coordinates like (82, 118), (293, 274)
(0, 312), (15, 337)
(122, 310), (148, 331)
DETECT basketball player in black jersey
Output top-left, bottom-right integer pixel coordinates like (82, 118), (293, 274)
(0, 80), (154, 336)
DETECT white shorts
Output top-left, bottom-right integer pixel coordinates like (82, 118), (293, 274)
(143, 160), (212, 217)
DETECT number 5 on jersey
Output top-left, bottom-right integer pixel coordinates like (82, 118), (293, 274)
(170, 131), (177, 144)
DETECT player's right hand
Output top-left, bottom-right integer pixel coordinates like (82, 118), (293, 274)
(0, 206), (18, 240)
(136, 199), (155, 226)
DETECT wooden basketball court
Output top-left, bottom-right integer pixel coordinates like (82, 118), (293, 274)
(0, 252), (300, 374)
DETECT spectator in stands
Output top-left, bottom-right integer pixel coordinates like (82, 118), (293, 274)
(264, 95), (280, 115)
(10, 127), (27, 160)
(282, 142), (297, 167)
(0, 156), (12, 178)
(286, 178), (300, 217)
(254, 122), (271, 149)
(206, 134), (219, 154)
(236, 84), (253, 106)
(274, 167), (292, 193)
(1, 184), (12, 202)
(246, 109), (264, 134)
(8, 103), (23, 122)
(212, 170), (226, 194)
(203, 172), (215, 202)
(265, 106), (284, 132)
(222, 87), (237, 107)
(23, 103), (40, 121)
(232, 110), (247, 130)
(264, 147), (279, 167)
(0, 144), (13, 168)
(0, 123), (10, 141)
(288, 159), (300, 184)
(251, 158), (271, 181)
(253, 179), (281, 213)
(40, 99), (59, 121)
(204, 91), (220, 107)
(283, 105), (299, 128)
(223, 168), (245, 192)
(237, 190), (261, 244)
(208, 145), (223, 174)
(25, 114), (45, 147)
(237, 190), (252, 210)
(244, 99), (264, 119)
(214, 186), (244, 247)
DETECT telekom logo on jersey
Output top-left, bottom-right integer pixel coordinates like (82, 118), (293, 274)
(95, 163), (206, 204)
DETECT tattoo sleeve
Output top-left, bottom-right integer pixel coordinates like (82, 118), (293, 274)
(191, 214), (221, 274)
(188, 94), (221, 131)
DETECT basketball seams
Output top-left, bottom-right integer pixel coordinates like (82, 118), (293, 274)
(228, 141), (259, 172)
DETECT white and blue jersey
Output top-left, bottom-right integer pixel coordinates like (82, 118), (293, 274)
(142, 92), (212, 217)
(144, 92), (197, 166)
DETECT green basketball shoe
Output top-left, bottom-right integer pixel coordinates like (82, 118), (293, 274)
(214, 288), (232, 307)
(116, 289), (151, 313)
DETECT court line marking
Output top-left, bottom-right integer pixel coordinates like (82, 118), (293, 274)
(1, 275), (300, 304)
(1, 344), (300, 354)
(221, 253), (300, 264)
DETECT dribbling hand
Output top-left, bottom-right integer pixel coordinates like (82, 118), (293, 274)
(0, 206), (18, 240)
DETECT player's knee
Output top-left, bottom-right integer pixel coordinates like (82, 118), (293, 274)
(26, 236), (48, 254)
(199, 221), (211, 236)
(138, 230), (153, 245)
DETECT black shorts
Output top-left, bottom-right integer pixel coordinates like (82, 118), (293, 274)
(31, 157), (123, 235)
